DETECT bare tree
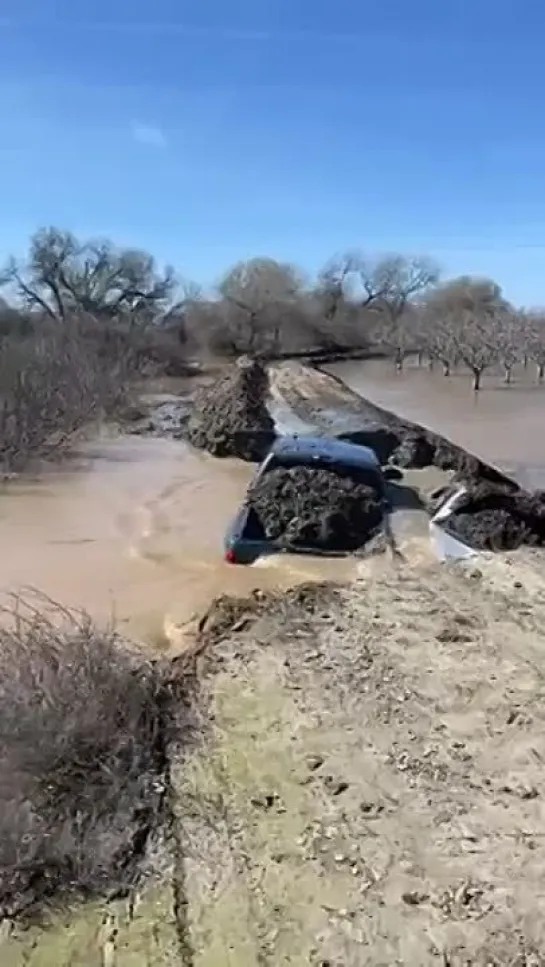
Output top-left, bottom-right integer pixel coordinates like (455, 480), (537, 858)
(495, 309), (525, 384)
(355, 255), (439, 369)
(310, 254), (368, 351)
(217, 258), (303, 356)
(418, 301), (459, 376)
(525, 310), (545, 383)
(425, 277), (505, 391)
(0, 228), (176, 322)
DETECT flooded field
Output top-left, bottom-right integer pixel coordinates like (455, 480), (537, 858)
(327, 357), (545, 489)
(1, 357), (535, 649)
(0, 429), (360, 650)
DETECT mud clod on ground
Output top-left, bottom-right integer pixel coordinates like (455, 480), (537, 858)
(447, 480), (545, 550)
(390, 433), (436, 469)
(186, 355), (276, 461)
(248, 464), (384, 551)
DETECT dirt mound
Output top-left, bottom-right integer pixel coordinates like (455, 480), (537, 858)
(390, 433), (436, 469)
(447, 481), (545, 550)
(186, 355), (276, 461)
(248, 465), (384, 552)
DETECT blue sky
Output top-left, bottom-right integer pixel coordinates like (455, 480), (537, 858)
(1, 0), (544, 302)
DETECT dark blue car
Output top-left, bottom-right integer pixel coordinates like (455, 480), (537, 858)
(224, 434), (387, 564)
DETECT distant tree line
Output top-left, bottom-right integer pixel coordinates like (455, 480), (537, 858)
(1, 226), (545, 392)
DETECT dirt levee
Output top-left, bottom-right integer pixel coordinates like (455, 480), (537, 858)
(176, 552), (545, 964)
(187, 355), (275, 461)
(248, 464), (384, 551)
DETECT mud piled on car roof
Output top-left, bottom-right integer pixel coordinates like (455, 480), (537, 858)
(248, 463), (384, 552)
(186, 355), (276, 462)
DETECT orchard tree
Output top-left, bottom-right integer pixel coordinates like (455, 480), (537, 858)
(419, 300), (459, 376)
(426, 276), (505, 391)
(525, 310), (545, 383)
(495, 309), (525, 384)
(355, 254), (439, 369)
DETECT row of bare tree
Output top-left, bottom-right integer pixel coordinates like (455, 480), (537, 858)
(1, 227), (544, 391)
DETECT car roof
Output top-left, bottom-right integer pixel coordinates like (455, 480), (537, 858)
(270, 434), (381, 470)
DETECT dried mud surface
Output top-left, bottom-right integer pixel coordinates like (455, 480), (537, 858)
(5, 554), (545, 963)
(177, 551), (545, 965)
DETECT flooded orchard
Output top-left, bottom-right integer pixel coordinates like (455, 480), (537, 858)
(328, 357), (545, 489)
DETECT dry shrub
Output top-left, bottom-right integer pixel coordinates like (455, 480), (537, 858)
(0, 596), (175, 919)
(0, 322), (129, 471)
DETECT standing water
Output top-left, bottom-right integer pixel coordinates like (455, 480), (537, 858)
(0, 431), (359, 651)
(327, 357), (545, 489)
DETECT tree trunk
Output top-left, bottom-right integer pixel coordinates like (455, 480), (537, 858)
(504, 366), (512, 385)
(442, 361), (451, 377)
(417, 351), (423, 366)
(523, 354), (529, 369)
(427, 357), (435, 372)
(538, 362), (545, 384)
(395, 348), (403, 373)
(472, 368), (482, 392)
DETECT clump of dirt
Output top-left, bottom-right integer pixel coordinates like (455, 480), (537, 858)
(248, 464), (384, 552)
(182, 582), (342, 659)
(186, 355), (276, 461)
(390, 433), (436, 469)
(447, 480), (545, 550)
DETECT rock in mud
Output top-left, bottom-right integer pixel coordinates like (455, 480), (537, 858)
(248, 465), (384, 552)
(186, 356), (276, 462)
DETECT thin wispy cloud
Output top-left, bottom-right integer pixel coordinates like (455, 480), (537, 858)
(0, 18), (383, 42)
(131, 122), (167, 148)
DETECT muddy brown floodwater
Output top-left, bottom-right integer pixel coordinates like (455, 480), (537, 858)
(0, 430), (359, 652)
(328, 356), (545, 489)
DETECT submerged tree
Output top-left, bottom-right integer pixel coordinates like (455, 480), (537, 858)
(422, 276), (506, 391)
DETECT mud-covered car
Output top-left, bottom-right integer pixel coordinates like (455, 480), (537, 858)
(223, 434), (389, 565)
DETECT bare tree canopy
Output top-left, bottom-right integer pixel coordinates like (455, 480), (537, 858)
(215, 257), (305, 355)
(421, 276), (508, 390)
(0, 227), (176, 321)
(1, 226), (545, 392)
